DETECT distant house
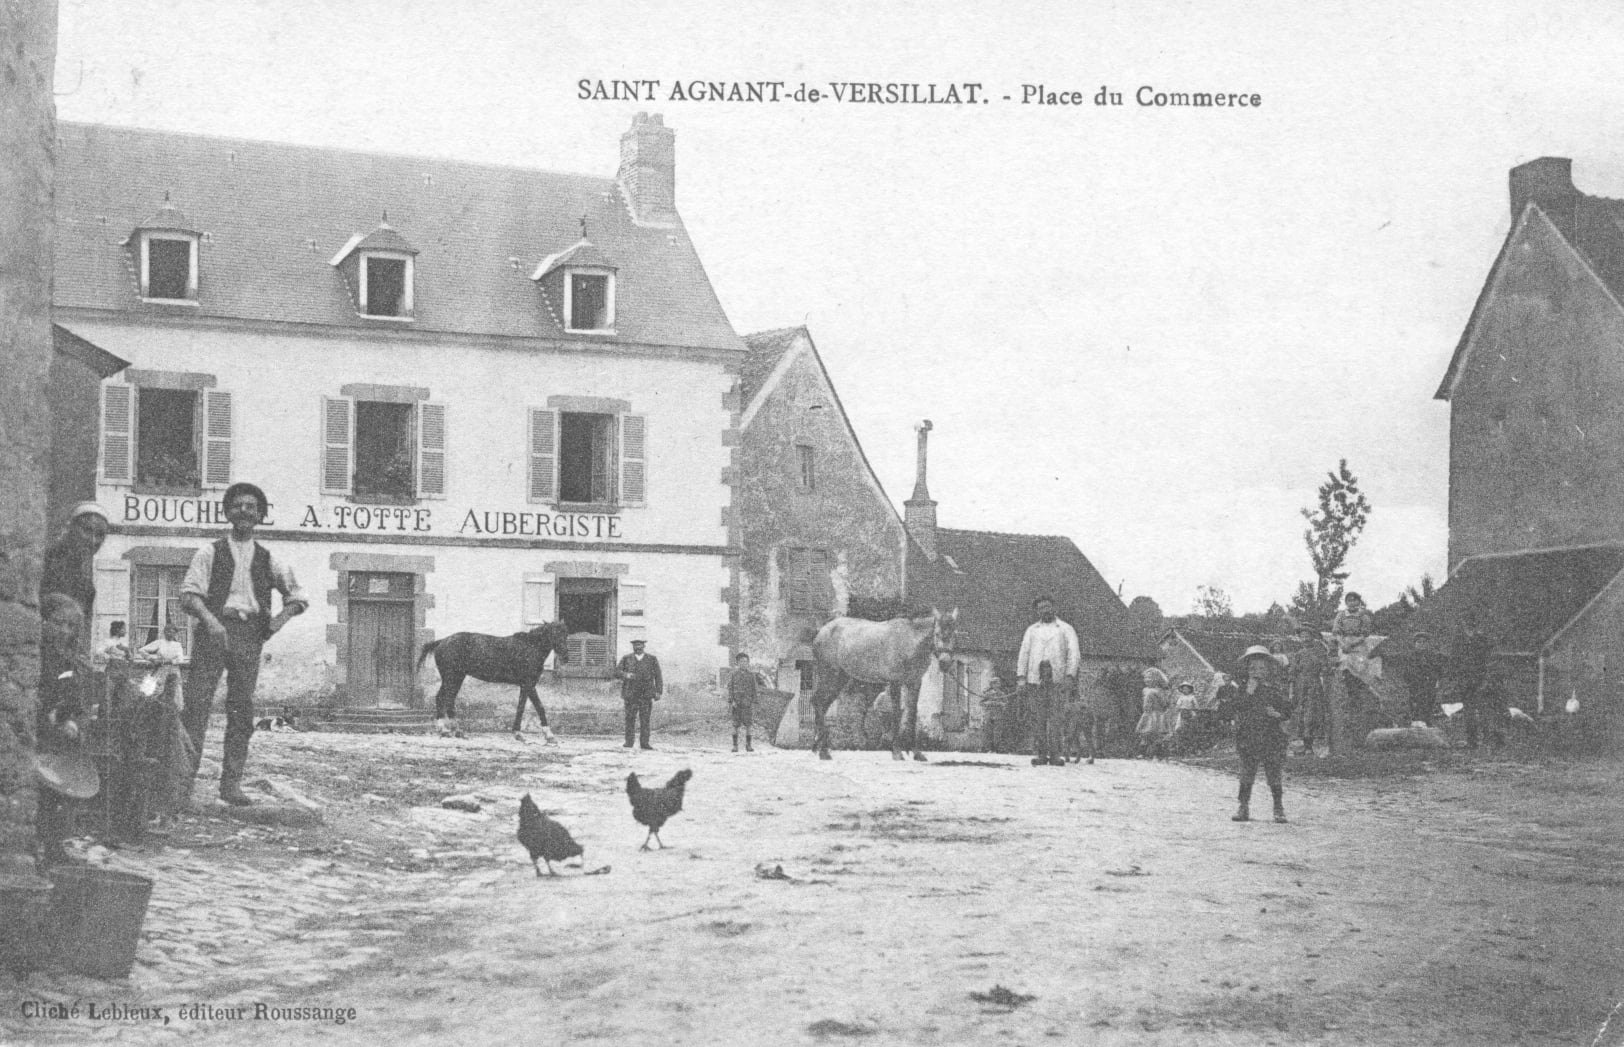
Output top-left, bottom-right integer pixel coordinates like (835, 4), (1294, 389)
(735, 326), (912, 745)
(904, 423), (1155, 749)
(1380, 544), (1624, 720)
(1158, 627), (1288, 698)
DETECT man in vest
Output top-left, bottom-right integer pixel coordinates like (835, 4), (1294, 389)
(180, 482), (307, 806)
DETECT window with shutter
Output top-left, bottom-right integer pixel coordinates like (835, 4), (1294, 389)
(528, 409), (557, 502)
(102, 384), (134, 483)
(620, 414), (646, 505)
(321, 396), (354, 494)
(522, 573), (556, 625)
(203, 390), (232, 487)
(417, 402), (447, 498)
(618, 580), (647, 646)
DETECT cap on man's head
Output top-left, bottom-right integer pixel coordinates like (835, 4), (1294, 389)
(631, 638), (647, 646)
(69, 502), (110, 524)
(222, 482), (269, 515)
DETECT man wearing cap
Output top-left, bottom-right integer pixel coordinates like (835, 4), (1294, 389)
(41, 502), (111, 627)
(1287, 623), (1331, 756)
(1218, 645), (1295, 823)
(616, 638), (663, 750)
(179, 482), (307, 806)
(1016, 596), (1079, 767)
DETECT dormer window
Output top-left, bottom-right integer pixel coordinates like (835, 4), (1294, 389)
(532, 239), (618, 335)
(332, 220), (419, 321)
(566, 269), (614, 331)
(360, 252), (413, 318)
(130, 196), (202, 304)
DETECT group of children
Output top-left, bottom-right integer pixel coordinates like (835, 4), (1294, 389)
(1134, 669), (1220, 759)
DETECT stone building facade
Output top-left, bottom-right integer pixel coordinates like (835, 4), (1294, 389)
(735, 327), (910, 741)
(53, 115), (744, 716)
(1438, 158), (1624, 569)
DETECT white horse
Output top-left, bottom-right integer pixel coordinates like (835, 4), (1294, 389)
(810, 609), (958, 761)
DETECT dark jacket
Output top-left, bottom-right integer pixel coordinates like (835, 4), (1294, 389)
(1449, 629), (1495, 694)
(617, 652), (663, 702)
(727, 668), (758, 708)
(1218, 679), (1294, 752)
(41, 537), (96, 621)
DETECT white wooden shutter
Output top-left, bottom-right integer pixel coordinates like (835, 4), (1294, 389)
(618, 579), (647, 648)
(522, 573), (556, 625)
(528, 408), (556, 503)
(620, 413), (646, 505)
(203, 390), (233, 486)
(321, 396), (353, 494)
(102, 384), (134, 483)
(417, 401), (447, 499)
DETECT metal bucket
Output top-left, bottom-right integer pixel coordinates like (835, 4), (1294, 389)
(46, 866), (154, 980)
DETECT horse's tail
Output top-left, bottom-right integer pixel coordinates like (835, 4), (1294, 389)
(416, 638), (442, 673)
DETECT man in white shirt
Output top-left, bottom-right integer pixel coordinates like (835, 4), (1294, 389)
(1016, 596), (1079, 766)
(179, 482), (307, 806)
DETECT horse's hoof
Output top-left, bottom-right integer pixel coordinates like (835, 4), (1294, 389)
(818, 751), (832, 761)
(1086, 758), (1096, 765)
(912, 753), (928, 763)
(891, 751), (905, 761)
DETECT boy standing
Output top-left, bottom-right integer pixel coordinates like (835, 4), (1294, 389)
(1219, 645), (1296, 823)
(728, 652), (758, 752)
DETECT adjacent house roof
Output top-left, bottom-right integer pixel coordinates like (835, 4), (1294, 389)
(52, 324), (130, 378)
(1381, 543), (1624, 657)
(1438, 165), (1624, 399)
(908, 528), (1155, 661)
(53, 121), (743, 353)
(1161, 627), (1287, 674)
(738, 326), (802, 410)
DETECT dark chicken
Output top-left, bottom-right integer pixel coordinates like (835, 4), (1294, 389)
(625, 769), (693, 850)
(517, 793), (583, 876)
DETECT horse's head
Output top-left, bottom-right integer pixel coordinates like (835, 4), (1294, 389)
(527, 621), (572, 666)
(930, 607), (959, 670)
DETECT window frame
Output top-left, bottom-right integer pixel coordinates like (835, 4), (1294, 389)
(129, 563), (193, 660)
(358, 250), (415, 320)
(562, 267), (615, 334)
(797, 443), (816, 491)
(139, 232), (200, 304)
(132, 386), (203, 494)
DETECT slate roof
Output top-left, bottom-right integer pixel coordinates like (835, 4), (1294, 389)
(908, 528), (1154, 661)
(1164, 628), (1287, 673)
(1438, 167), (1624, 398)
(53, 121), (743, 352)
(1381, 544), (1624, 656)
(740, 327), (803, 409)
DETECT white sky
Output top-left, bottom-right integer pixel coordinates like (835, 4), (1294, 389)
(53, 0), (1624, 613)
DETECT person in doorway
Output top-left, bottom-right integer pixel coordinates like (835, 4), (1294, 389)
(728, 651), (757, 752)
(616, 638), (663, 750)
(1016, 596), (1079, 767)
(137, 622), (187, 702)
(1218, 645), (1296, 823)
(180, 482), (307, 806)
(1288, 622), (1331, 755)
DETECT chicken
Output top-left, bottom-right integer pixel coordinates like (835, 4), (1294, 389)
(625, 769), (693, 851)
(516, 793), (583, 876)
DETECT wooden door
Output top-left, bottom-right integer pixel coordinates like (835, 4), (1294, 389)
(346, 572), (416, 707)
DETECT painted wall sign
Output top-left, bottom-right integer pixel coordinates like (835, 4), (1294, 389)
(118, 495), (625, 540)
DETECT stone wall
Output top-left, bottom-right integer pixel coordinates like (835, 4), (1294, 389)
(0, 0), (59, 883)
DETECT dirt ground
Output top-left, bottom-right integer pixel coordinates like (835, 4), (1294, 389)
(7, 725), (1624, 1047)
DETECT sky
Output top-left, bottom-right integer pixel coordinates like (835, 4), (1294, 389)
(51, 0), (1624, 614)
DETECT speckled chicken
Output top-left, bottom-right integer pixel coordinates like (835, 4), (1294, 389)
(517, 793), (583, 876)
(625, 769), (693, 850)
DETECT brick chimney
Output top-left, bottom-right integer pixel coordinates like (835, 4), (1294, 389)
(1510, 157), (1575, 223)
(618, 113), (676, 226)
(904, 420), (938, 560)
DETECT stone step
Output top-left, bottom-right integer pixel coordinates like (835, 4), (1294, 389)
(308, 720), (437, 735)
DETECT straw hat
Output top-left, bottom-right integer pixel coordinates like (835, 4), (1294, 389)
(1238, 644), (1274, 666)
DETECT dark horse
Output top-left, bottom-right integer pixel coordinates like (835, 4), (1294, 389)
(810, 608), (957, 761)
(417, 622), (570, 735)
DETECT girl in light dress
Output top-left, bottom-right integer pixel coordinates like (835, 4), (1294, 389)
(1135, 667), (1176, 759)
